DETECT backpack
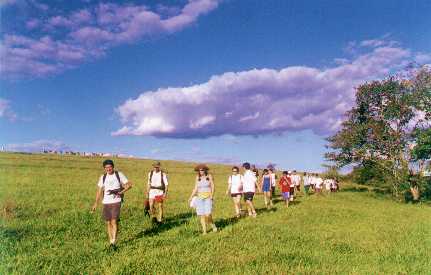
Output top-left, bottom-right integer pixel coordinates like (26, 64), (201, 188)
(103, 171), (124, 202)
(149, 170), (166, 192)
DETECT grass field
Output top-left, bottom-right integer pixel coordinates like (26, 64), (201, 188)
(1, 152), (431, 274)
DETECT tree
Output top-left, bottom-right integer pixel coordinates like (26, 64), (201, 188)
(326, 67), (431, 199)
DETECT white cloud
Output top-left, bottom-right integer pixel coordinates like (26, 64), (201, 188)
(114, 40), (428, 138)
(1, 0), (221, 79)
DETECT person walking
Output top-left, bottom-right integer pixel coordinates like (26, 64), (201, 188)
(226, 166), (243, 218)
(303, 172), (312, 195)
(269, 167), (277, 198)
(261, 169), (273, 209)
(147, 161), (169, 224)
(279, 171), (291, 207)
(91, 159), (132, 248)
(288, 171), (295, 201)
(242, 162), (257, 217)
(189, 164), (217, 235)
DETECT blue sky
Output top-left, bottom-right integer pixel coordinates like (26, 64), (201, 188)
(1, 0), (430, 171)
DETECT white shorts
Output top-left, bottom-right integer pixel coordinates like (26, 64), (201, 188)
(149, 189), (164, 199)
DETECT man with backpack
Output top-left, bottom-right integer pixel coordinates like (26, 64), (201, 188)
(91, 159), (132, 248)
(147, 161), (169, 224)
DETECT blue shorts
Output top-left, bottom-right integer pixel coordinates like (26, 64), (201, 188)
(263, 182), (271, 192)
(195, 197), (212, 216)
(282, 192), (290, 200)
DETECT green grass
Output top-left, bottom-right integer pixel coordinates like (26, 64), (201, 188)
(1, 152), (430, 274)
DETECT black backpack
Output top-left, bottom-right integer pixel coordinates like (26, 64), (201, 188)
(103, 171), (124, 202)
(149, 170), (166, 192)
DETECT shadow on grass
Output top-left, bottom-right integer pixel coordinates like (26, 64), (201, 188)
(125, 212), (193, 242)
(215, 216), (239, 230)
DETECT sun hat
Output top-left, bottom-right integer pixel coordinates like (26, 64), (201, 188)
(152, 161), (161, 168)
(194, 163), (209, 172)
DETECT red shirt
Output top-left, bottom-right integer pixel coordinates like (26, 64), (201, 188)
(279, 177), (291, 193)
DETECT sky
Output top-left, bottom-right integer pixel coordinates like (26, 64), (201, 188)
(0, 0), (430, 172)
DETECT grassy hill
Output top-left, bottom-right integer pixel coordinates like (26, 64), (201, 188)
(1, 152), (430, 274)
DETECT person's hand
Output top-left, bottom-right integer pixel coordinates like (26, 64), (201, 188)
(164, 194), (168, 200)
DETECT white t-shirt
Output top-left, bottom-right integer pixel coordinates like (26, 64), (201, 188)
(148, 170), (169, 198)
(303, 176), (311, 186)
(288, 175), (295, 187)
(228, 174), (243, 193)
(242, 170), (257, 193)
(324, 179), (332, 190)
(97, 171), (128, 204)
(292, 174), (301, 186)
(269, 173), (277, 187)
(315, 177), (323, 188)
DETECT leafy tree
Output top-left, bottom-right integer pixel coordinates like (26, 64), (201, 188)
(326, 67), (431, 199)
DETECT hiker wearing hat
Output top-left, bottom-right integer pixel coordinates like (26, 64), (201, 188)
(188, 164), (217, 234)
(242, 162), (257, 217)
(91, 159), (132, 248)
(147, 161), (169, 223)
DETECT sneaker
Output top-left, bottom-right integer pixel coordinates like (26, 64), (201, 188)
(212, 226), (218, 232)
(251, 212), (257, 218)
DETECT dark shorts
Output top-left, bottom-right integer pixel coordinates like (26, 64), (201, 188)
(290, 187), (295, 195)
(243, 192), (255, 201)
(103, 202), (121, 221)
(231, 193), (242, 198)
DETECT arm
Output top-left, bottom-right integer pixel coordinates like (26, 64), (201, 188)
(226, 177), (231, 195)
(209, 175), (215, 199)
(146, 172), (151, 197)
(119, 181), (132, 194)
(164, 174), (169, 198)
(188, 177), (199, 202)
(91, 187), (103, 212)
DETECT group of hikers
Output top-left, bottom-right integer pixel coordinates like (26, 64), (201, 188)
(91, 159), (339, 248)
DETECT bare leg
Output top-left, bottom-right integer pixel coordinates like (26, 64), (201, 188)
(157, 202), (163, 222)
(233, 197), (241, 217)
(264, 192), (269, 208)
(200, 216), (207, 234)
(106, 221), (113, 243)
(111, 219), (118, 244)
(246, 200), (256, 217)
(207, 215), (217, 231)
(149, 199), (155, 218)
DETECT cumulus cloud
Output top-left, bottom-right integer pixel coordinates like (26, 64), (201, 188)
(1, 0), (221, 79)
(114, 40), (429, 138)
(5, 140), (71, 152)
(0, 98), (17, 121)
